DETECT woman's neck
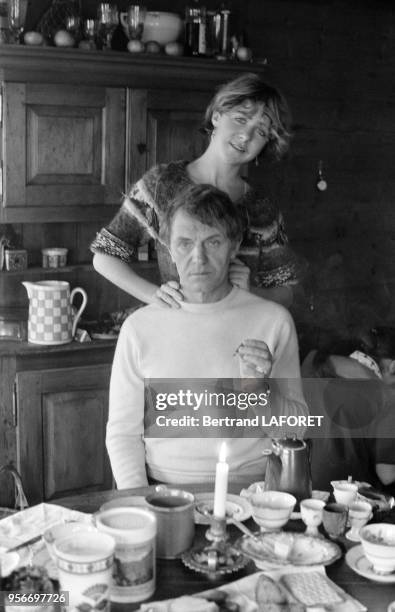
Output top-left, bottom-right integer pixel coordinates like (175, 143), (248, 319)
(187, 149), (246, 202)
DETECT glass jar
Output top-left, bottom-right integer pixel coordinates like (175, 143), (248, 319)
(185, 2), (206, 56)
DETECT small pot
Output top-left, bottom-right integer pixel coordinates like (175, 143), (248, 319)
(42, 248), (68, 268)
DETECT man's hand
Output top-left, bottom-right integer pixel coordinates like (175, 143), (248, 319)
(153, 281), (184, 308)
(229, 257), (250, 291)
(236, 338), (273, 378)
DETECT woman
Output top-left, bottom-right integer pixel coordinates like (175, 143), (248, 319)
(91, 73), (299, 308)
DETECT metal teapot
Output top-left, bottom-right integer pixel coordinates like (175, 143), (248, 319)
(264, 437), (312, 503)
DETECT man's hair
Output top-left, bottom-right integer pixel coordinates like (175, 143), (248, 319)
(202, 73), (292, 160)
(162, 183), (245, 244)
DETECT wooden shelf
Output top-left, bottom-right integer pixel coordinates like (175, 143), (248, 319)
(0, 45), (266, 89)
(0, 261), (158, 276)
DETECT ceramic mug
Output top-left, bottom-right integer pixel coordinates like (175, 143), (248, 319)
(94, 506), (157, 603)
(145, 485), (195, 559)
(54, 530), (115, 612)
(322, 502), (348, 539)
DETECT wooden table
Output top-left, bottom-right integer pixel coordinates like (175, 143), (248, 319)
(54, 483), (395, 612)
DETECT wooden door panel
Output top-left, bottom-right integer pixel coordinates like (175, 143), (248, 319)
(43, 387), (110, 500)
(16, 364), (112, 504)
(2, 83), (125, 222)
(147, 110), (207, 167)
(127, 88), (210, 184)
(26, 105), (102, 184)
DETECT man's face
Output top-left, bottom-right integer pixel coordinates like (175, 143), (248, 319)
(169, 209), (238, 302)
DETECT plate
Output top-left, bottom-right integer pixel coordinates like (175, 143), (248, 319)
(346, 545), (395, 583)
(139, 566), (361, 612)
(235, 532), (342, 568)
(194, 493), (252, 525)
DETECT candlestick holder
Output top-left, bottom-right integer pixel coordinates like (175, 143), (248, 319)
(181, 506), (249, 577)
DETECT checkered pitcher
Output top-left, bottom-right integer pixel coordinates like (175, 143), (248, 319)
(22, 280), (87, 345)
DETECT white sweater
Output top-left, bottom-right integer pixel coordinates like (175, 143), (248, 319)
(107, 287), (308, 488)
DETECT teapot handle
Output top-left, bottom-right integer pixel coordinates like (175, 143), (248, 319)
(70, 287), (88, 338)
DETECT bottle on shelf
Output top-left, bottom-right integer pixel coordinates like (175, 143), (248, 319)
(206, 8), (221, 57)
(185, 0), (207, 56)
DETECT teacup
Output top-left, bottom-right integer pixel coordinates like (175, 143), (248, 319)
(322, 502), (348, 539)
(331, 481), (358, 506)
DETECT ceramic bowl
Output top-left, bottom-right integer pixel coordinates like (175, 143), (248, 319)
(360, 523), (395, 574)
(250, 491), (296, 532)
(142, 12), (183, 45)
(43, 521), (97, 561)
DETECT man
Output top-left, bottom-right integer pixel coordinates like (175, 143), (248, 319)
(107, 184), (308, 488)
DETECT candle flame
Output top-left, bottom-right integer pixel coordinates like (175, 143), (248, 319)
(219, 441), (227, 463)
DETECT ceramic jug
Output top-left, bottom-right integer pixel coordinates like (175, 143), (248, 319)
(264, 437), (312, 504)
(22, 281), (87, 345)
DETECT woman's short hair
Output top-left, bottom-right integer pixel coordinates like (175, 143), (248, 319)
(162, 183), (245, 244)
(202, 72), (292, 160)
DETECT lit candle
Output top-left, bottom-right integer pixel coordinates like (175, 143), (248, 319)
(213, 442), (229, 519)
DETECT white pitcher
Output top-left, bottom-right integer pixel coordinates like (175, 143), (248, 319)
(22, 280), (88, 345)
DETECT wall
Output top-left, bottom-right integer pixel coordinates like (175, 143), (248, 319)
(19, 0), (395, 349)
(245, 0), (395, 351)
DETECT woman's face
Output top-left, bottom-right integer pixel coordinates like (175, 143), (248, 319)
(211, 100), (272, 164)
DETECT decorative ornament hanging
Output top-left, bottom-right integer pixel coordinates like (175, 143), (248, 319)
(317, 160), (328, 191)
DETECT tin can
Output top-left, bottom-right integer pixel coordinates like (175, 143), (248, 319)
(5, 249), (28, 271)
(42, 248), (68, 268)
(95, 507), (157, 603)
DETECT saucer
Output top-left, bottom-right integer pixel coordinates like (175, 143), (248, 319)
(194, 493), (252, 525)
(346, 545), (395, 583)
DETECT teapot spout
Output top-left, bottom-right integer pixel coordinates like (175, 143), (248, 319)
(22, 281), (34, 298)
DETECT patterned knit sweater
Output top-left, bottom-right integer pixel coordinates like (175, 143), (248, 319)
(90, 160), (300, 288)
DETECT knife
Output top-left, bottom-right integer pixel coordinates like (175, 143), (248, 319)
(7, 534), (43, 553)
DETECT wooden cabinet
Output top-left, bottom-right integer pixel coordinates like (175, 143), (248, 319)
(15, 364), (113, 505)
(0, 47), (265, 224)
(127, 89), (210, 185)
(2, 82), (125, 223)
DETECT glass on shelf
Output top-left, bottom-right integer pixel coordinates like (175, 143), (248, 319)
(119, 4), (146, 41)
(80, 18), (97, 49)
(7, 0), (28, 44)
(65, 14), (82, 44)
(96, 2), (118, 50)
